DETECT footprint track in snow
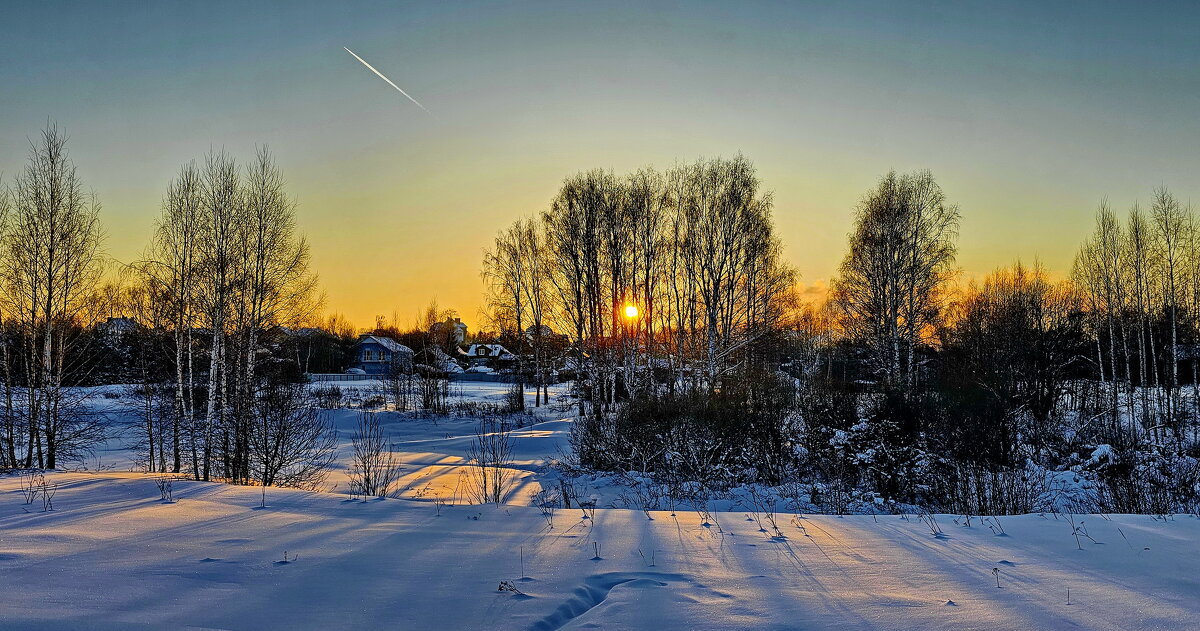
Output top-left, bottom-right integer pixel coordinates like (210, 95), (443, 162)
(528, 571), (688, 631)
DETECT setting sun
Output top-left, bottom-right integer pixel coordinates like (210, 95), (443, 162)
(624, 304), (638, 319)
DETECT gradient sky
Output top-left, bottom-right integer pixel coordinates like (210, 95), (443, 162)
(3, 1), (1200, 328)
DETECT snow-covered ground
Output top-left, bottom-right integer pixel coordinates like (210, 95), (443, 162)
(2, 382), (1199, 629)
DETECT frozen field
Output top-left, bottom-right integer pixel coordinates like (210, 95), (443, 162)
(1, 382), (1198, 630)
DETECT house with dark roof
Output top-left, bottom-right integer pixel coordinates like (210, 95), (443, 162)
(457, 343), (517, 370)
(350, 334), (414, 375)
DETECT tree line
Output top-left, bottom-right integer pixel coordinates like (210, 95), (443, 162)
(4, 119), (1197, 512)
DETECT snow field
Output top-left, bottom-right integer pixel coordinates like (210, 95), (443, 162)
(1, 382), (1197, 630)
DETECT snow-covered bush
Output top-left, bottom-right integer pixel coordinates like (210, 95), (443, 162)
(572, 370), (798, 486)
(311, 385), (343, 409)
(1085, 445), (1200, 514)
(926, 460), (1054, 516)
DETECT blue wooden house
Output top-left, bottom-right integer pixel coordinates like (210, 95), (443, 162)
(350, 335), (414, 375)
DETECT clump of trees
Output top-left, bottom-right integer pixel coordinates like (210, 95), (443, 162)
(830, 170), (959, 390)
(129, 145), (326, 485)
(0, 125), (107, 469)
(937, 263), (1083, 466)
(485, 155), (798, 479)
(1066, 191), (1200, 512)
(0, 123), (338, 490)
(808, 170), (964, 502)
(796, 178), (1200, 514)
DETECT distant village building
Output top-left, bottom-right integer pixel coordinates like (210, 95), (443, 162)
(457, 344), (517, 370)
(350, 334), (414, 375)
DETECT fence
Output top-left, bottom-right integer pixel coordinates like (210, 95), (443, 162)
(305, 373), (380, 383)
(305, 372), (537, 384)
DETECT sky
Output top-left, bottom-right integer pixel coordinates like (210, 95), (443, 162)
(2, 1), (1200, 328)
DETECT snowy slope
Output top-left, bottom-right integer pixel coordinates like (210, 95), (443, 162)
(2, 384), (1198, 630)
(2, 471), (1198, 630)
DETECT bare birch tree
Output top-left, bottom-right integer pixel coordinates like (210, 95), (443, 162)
(0, 124), (106, 468)
(831, 170), (959, 391)
(143, 161), (203, 474)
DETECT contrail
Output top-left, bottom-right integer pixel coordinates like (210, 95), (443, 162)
(344, 47), (429, 114)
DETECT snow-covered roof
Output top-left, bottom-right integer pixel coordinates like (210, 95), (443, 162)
(459, 344), (515, 359)
(359, 335), (413, 355)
